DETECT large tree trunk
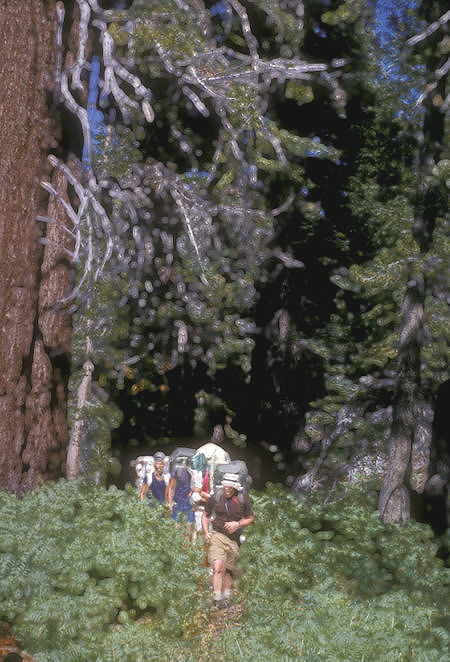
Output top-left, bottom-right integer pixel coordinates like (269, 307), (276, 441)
(0, 1), (72, 494)
(379, 15), (447, 523)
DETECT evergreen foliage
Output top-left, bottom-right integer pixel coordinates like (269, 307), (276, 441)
(47, 0), (448, 523)
(1, 482), (448, 661)
(214, 484), (450, 661)
(0, 480), (208, 661)
(290, 0), (449, 503)
(69, 276), (131, 481)
(57, 0), (387, 468)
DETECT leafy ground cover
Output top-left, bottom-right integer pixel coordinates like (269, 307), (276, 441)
(0, 481), (448, 661)
(216, 485), (449, 661)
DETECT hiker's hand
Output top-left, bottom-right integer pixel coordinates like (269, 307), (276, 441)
(204, 531), (212, 542)
(223, 521), (240, 534)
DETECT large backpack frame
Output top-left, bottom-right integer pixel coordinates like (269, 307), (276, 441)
(130, 455), (170, 491)
(213, 460), (251, 494)
(169, 447), (196, 476)
(196, 442), (231, 493)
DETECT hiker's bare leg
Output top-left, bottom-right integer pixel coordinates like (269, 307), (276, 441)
(212, 559), (225, 595)
(223, 571), (232, 591)
(222, 570), (233, 603)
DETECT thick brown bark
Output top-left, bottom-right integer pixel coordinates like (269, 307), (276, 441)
(0, 1), (71, 493)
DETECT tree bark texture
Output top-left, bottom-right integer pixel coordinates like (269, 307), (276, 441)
(379, 34), (447, 523)
(378, 285), (422, 524)
(0, 1), (72, 493)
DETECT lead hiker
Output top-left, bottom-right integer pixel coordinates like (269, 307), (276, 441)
(202, 473), (254, 608)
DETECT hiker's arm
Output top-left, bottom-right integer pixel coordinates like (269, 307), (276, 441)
(202, 510), (212, 541)
(166, 477), (176, 509)
(193, 488), (209, 504)
(223, 514), (254, 534)
(239, 514), (254, 528)
(139, 482), (148, 500)
(191, 486), (203, 505)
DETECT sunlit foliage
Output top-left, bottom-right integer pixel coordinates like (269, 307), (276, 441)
(0, 481), (448, 661)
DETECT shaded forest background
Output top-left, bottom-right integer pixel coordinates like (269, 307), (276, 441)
(0, 0), (448, 529)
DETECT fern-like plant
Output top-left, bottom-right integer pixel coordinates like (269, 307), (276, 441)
(1, 481), (448, 661)
(213, 484), (449, 662)
(0, 480), (208, 661)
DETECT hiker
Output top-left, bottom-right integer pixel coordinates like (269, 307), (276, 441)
(167, 456), (194, 525)
(139, 451), (168, 506)
(190, 452), (210, 541)
(202, 473), (254, 608)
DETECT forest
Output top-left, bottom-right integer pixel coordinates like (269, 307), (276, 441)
(0, 0), (448, 660)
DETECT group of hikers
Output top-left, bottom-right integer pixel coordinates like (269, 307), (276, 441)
(134, 442), (254, 609)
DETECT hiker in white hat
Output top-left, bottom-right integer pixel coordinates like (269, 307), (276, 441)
(202, 473), (254, 608)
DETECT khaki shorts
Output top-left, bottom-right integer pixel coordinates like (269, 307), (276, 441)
(208, 531), (240, 573)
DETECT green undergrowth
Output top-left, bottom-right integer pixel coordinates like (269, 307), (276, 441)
(216, 484), (449, 662)
(0, 480), (448, 661)
(0, 480), (208, 661)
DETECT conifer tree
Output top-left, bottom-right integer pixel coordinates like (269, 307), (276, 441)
(293, 2), (448, 524)
(378, 1), (449, 523)
(0, 2), (72, 493)
(2, 0), (446, 512)
(46, 0), (373, 480)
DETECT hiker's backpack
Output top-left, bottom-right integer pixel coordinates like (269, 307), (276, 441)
(188, 452), (209, 505)
(169, 447), (196, 477)
(196, 442), (231, 492)
(213, 460), (251, 494)
(130, 455), (170, 491)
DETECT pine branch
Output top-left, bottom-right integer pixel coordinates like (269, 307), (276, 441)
(406, 9), (450, 46)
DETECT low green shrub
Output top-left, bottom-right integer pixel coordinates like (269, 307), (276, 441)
(214, 484), (449, 662)
(1, 480), (448, 661)
(214, 586), (449, 662)
(0, 480), (208, 661)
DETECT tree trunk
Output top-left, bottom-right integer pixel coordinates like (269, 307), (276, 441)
(0, 1), (72, 494)
(379, 24), (447, 523)
(378, 283), (422, 523)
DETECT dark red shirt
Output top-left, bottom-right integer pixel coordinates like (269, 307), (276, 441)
(205, 491), (253, 543)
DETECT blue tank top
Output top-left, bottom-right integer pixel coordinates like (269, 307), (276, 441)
(171, 466), (191, 504)
(145, 473), (166, 504)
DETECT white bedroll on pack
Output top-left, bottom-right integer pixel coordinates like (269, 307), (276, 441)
(213, 460), (251, 495)
(130, 454), (170, 492)
(196, 442), (231, 493)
